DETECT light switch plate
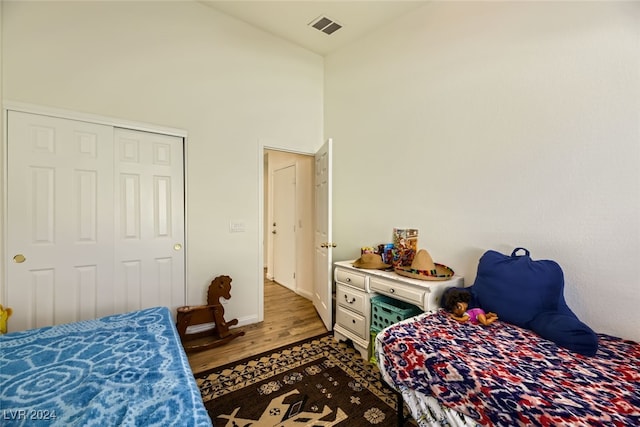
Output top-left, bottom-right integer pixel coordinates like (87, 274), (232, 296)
(229, 220), (246, 233)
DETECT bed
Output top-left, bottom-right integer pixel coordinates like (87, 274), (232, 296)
(375, 248), (640, 426)
(375, 310), (640, 426)
(0, 306), (212, 427)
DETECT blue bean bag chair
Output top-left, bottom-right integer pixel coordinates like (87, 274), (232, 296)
(465, 247), (598, 356)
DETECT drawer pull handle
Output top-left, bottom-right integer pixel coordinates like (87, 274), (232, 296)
(344, 295), (356, 304)
(352, 320), (356, 324)
(346, 278), (351, 282)
(389, 288), (395, 294)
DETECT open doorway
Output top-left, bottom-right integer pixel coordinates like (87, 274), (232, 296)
(263, 149), (315, 301)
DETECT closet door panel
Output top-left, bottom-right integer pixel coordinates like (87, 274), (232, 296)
(7, 111), (115, 331)
(113, 128), (185, 314)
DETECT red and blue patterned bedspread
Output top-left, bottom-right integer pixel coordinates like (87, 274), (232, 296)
(378, 310), (640, 426)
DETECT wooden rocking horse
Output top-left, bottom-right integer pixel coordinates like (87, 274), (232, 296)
(176, 275), (245, 352)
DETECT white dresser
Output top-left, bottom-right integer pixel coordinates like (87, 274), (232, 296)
(333, 260), (464, 359)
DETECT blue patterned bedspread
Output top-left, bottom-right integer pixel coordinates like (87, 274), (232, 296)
(378, 310), (640, 426)
(0, 307), (212, 427)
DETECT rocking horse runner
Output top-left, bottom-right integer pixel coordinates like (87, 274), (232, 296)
(176, 275), (245, 352)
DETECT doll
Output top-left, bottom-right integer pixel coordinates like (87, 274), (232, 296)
(443, 288), (498, 326)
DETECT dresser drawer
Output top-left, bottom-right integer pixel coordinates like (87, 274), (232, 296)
(370, 277), (424, 307)
(335, 305), (367, 339)
(334, 267), (367, 291)
(336, 283), (367, 314)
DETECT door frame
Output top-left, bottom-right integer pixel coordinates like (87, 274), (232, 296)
(1, 101), (189, 307)
(258, 139), (320, 323)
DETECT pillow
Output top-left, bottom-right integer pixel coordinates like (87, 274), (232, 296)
(471, 248), (563, 327)
(528, 311), (599, 356)
(470, 247), (598, 356)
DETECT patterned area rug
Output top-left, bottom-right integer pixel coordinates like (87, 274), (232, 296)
(196, 333), (399, 427)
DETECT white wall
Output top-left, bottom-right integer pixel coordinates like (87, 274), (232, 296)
(1, 1), (324, 324)
(326, 1), (640, 341)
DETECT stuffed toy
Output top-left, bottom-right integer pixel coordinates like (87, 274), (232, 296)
(0, 304), (13, 334)
(443, 288), (498, 326)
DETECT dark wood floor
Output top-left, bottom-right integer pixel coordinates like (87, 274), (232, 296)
(187, 277), (328, 374)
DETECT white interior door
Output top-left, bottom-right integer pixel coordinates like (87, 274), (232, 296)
(6, 111), (185, 332)
(7, 111), (116, 331)
(313, 138), (333, 330)
(113, 128), (185, 314)
(272, 164), (296, 291)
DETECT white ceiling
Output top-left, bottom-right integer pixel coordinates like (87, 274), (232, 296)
(200, 1), (430, 56)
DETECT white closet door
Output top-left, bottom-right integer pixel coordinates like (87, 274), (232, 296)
(7, 111), (116, 331)
(113, 128), (185, 314)
(6, 111), (186, 332)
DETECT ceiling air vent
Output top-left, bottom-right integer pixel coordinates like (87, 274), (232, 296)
(309, 15), (342, 35)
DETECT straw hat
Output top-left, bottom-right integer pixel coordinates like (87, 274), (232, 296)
(394, 249), (454, 281)
(352, 253), (391, 270)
